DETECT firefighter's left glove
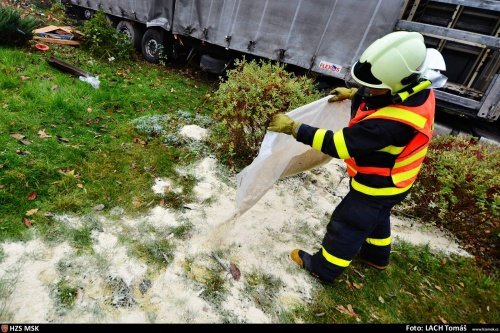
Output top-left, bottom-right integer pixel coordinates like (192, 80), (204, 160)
(268, 114), (301, 138)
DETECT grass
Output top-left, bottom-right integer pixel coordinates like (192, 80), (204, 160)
(282, 242), (499, 323)
(0, 14), (498, 323)
(54, 279), (78, 309)
(0, 45), (211, 243)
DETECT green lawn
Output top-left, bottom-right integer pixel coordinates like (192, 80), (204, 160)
(0, 45), (211, 242)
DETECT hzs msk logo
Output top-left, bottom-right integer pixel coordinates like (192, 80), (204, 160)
(1, 324), (8, 333)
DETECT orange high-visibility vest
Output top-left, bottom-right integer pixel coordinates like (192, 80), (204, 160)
(345, 90), (435, 190)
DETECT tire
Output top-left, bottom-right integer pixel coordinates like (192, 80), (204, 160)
(141, 29), (169, 64)
(83, 8), (93, 20)
(117, 20), (142, 50)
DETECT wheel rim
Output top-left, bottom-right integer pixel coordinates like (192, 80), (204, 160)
(84, 9), (92, 20)
(146, 39), (158, 58)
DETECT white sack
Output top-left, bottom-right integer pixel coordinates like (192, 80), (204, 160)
(235, 96), (351, 215)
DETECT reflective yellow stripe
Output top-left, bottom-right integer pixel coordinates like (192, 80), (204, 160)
(333, 130), (350, 159)
(351, 178), (412, 196)
(392, 165), (421, 184)
(366, 236), (391, 246)
(378, 145), (405, 155)
(367, 107), (427, 129)
(322, 247), (351, 267)
(312, 129), (327, 151)
(394, 147), (428, 168)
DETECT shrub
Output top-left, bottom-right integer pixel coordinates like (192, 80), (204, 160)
(0, 6), (40, 46)
(81, 11), (134, 61)
(399, 135), (499, 269)
(209, 58), (321, 169)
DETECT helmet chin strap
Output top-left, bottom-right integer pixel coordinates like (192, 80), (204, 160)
(391, 79), (432, 104)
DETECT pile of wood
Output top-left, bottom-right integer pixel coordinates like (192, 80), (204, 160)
(32, 25), (83, 46)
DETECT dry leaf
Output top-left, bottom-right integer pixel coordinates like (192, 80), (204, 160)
(459, 282), (465, 288)
(159, 198), (166, 206)
(57, 136), (70, 143)
(26, 208), (38, 216)
(434, 285), (443, 291)
(336, 304), (359, 320)
(378, 296), (385, 304)
(87, 107), (93, 113)
(38, 129), (52, 139)
(438, 316), (448, 324)
(27, 191), (38, 201)
(353, 282), (363, 289)
(133, 137), (146, 145)
(16, 149), (30, 155)
(20, 75), (29, 81)
(20, 139), (32, 145)
(23, 217), (32, 228)
(10, 133), (25, 140)
(229, 262), (241, 281)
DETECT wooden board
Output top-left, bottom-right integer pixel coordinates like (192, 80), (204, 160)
(33, 36), (81, 46)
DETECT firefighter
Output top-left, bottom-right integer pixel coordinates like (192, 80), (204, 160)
(268, 31), (446, 283)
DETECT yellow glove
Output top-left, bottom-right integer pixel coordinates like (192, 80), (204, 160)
(328, 87), (358, 103)
(268, 114), (301, 138)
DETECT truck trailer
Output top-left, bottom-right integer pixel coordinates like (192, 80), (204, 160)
(62, 0), (500, 122)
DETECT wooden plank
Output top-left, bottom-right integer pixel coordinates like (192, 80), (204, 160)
(32, 25), (60, 34)
(33, 36), (81, 46)
(397, 20), (500, 48)
(430, 0), (500, 12)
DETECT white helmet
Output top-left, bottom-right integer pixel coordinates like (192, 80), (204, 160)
(351, 31), (427, 93)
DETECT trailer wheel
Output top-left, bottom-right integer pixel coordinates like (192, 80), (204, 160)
(117, 20), (142, 49)
(141, 29), (167, 64)
(83, 9), (93, 20)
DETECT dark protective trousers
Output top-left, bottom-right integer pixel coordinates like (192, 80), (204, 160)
(309, 189), (407, 283)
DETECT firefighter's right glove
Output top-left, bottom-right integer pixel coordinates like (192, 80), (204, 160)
(328, 87), (358, 103)
(268, 114), (301, 138)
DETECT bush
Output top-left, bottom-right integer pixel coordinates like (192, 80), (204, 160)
(81, 11), (134, 61)
(209, 58), (321, 169)
(399, 135), (499, 269)
(0, 5), (40, 46)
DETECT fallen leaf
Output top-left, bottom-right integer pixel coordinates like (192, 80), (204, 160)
(23, 217), (32, 228)
(459, 282), (465, 288)
(438, 316), (448, 324)
(26, 208), (38, 216)
(229, 262), (241, 281)
(315, 313), (325, 317)
(20, 139), (32, 145)
(27, 191), (37, 201)
(57, 136), (70, 143)
(487, 306), (490, 312)
(16, 150), (30, 155)
(441, 258), (447, 265)
(133, 137), (146, 145)
(10, 133), (25, 140)
(336, 304), (359, 320)
(77, 183), (84, 189)
(20, 75), (29, 81)
(378, 296), (385, 304)
(87, 107), (93, 113)
(353, 282), (363, 289)
(38, 129), (52, 139)
(59, 169), (76, 177)
(159, 198), (165, 206)
(434, 285), (443, 291)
